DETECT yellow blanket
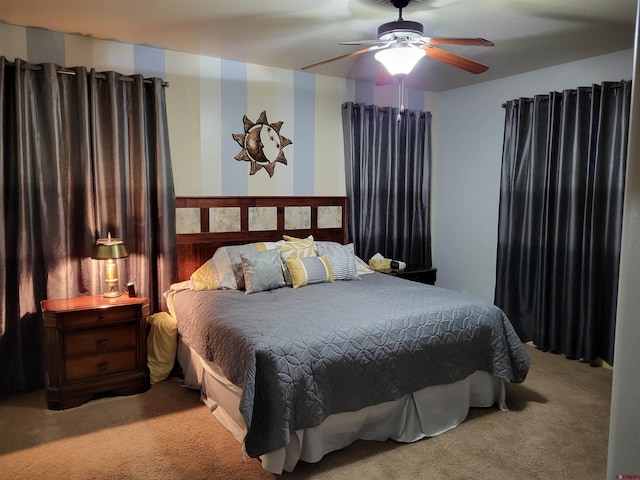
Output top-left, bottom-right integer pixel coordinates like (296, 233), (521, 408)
(147, 312), (178, 384)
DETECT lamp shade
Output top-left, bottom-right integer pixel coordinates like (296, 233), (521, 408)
(92, 232), (128, 298)
(92, 234), (128, 260)
(374, 46), (425, 76)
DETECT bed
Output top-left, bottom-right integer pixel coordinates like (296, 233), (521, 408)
(169, 195), (530, 474)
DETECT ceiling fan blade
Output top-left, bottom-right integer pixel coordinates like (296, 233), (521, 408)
(301, 45), (384, 70)
(425, 37), (494, 47)
(425, 47), (489, 74)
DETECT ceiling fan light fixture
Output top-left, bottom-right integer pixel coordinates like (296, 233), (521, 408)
(375, 46), (425, 76)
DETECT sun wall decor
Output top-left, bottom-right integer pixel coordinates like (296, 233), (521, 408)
(232, 111), (292, 177)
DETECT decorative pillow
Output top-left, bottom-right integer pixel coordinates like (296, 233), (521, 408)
(285, 255), (334, 288)
(203, 242), (279, 290)
(190, 257), (221, 291)
(279, 235), (316, 261)
(315, 242), (360, 281)
(211, 244), (255, 289)
(240, 249), (286, 294)
(278, 235), (317, 285)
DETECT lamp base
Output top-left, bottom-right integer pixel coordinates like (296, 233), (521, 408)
(104, 274), (121, 298)
(103, 290), (122, 298)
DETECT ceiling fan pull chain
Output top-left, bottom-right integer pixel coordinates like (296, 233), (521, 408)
(397, 78), (405, 122)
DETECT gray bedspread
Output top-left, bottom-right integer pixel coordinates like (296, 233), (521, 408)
(173, 273), (530, 458)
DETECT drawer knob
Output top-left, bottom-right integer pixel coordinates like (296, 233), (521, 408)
(95, 361), (110, 373)
(95, 338), (109, 349)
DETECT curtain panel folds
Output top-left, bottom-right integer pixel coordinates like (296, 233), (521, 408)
(0, 57), (176, 393)
(494, 81), (631, 365)
(342, 102), (432, 267)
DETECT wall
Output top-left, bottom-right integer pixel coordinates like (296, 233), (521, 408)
(429, 49), (634, 302)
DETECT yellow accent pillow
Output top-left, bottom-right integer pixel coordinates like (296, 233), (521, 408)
(279, 235), (317, 286)
(285, 255), (334, 288)
(190, 259), (219, 291)
(279, 235), (316, 261)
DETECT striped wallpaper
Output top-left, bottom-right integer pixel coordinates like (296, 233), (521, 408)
(0, 23), (426, 196)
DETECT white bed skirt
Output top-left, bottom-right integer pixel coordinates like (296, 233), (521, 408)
(177, 337), (508, 474)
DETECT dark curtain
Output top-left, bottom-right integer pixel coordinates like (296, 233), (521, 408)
(0, 57), (176, 393)
(495, 81), (631, 365)
(342, 102), (432, 266)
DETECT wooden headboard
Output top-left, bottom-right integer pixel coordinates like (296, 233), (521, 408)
(175, 196), (348, 281)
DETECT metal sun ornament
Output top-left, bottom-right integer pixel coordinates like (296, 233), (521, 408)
(232, 111), (292, 177)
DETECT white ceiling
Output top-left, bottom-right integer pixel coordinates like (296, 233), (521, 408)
(0, 0), (636, 92)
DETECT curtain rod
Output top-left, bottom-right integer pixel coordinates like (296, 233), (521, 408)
(8, 60), (169, 87)
(501, 83), (624, 108)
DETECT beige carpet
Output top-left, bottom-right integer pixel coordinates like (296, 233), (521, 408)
(0, 344), (612, 479)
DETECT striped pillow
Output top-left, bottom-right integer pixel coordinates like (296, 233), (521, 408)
(285, 255), (334, 288)
(315, 242), (360, 281)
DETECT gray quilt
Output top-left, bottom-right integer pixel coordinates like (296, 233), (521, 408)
(173, 273), (530, 458)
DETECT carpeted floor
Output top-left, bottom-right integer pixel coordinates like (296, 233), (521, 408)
(0, 344), (612, 479)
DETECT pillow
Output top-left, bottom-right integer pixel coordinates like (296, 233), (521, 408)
(285, 255), (334, 288)
(279, 235), (316, 261)
(355, 255), (375, 275)
(210, 244), (256, 289)
(190, 258), (220, 291)
(195, 242), (278, 290)
(315, 241), (360, 281)
(240, 249), (286, 294)
(278, 235), (317, 285)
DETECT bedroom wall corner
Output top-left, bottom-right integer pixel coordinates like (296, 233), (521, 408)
(429, 49), (634, 303)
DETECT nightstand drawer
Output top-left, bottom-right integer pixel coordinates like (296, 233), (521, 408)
(64, 325), (137, 356)
(61, 307), (134, 329)
(65, 349), (137, 383)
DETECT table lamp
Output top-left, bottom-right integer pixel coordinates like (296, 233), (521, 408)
(92, 232), (128, 297)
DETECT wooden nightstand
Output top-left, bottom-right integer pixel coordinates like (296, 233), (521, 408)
(379, 265), (437, 285)
(41, 294), (150, 410)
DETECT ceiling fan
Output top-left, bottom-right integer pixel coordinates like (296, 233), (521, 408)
(301, 0), (494, 77)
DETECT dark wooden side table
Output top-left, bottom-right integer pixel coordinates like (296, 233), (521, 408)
(379, 265), (437, 285)
(41, 294), (150, 410)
